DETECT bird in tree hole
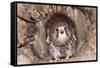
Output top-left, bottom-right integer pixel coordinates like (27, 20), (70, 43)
(46, 13), (78, 62)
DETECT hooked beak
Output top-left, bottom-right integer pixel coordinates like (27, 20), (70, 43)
(59, 27), (64, 34)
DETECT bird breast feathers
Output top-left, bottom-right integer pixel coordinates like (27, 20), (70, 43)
(57, 31), (68, 44)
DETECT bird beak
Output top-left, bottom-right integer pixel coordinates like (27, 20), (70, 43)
(59, 27), (64, 34)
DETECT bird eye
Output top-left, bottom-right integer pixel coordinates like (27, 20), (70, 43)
(64, 27), (67, 30)
(56, 28), (58, 31)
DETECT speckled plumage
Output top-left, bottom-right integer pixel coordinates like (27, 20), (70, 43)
(46, 13), (78, 62)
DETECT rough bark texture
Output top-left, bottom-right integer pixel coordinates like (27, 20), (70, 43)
(17, 4), (97, 64)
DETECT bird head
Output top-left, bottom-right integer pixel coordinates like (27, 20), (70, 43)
(46, 13), (75, 45)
